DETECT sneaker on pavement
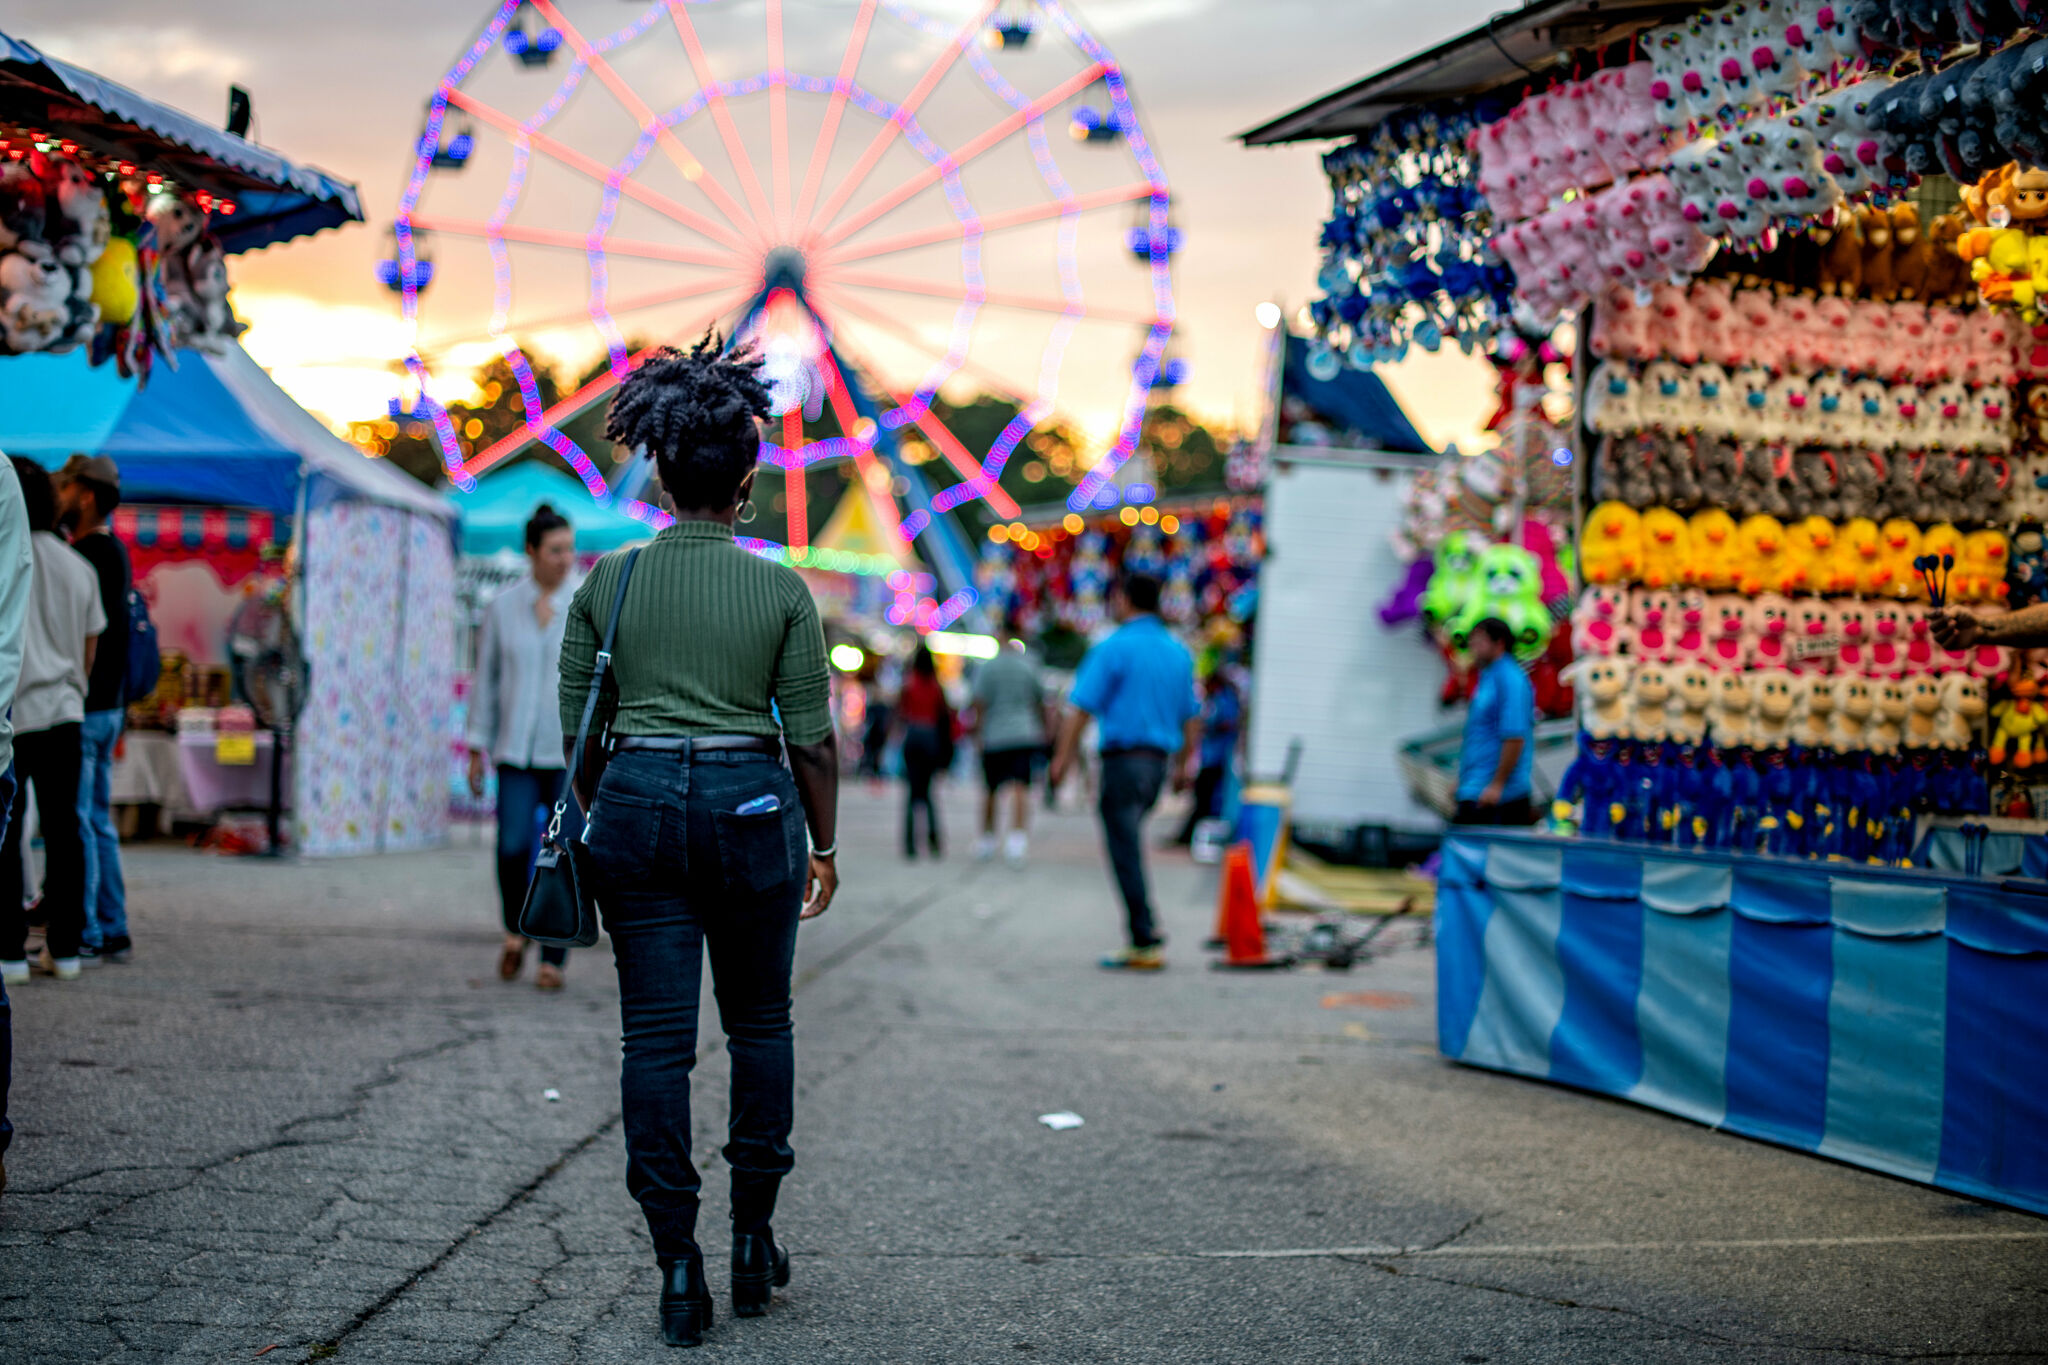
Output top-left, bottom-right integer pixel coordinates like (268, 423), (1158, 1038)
(36, 949), (81, 981)
(101, 935), (132, 963)
(1004, 831), (1028, 866)
(77, 945), (103, 966)
(0, 960), (26, 986)
(1100, 946), (1165, 971)
(973, 834), (998, 862)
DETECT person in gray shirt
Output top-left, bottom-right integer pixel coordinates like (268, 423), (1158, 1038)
(971, 621), (1050, 865)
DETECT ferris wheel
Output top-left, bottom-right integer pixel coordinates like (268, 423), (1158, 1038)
(388, 0), (1178, 615)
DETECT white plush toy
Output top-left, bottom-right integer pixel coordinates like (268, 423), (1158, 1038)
(1631, 660), (1675, 741)
(1709, 668), (1755, 747)
(1847, 377), (1891, 449)
(1670, 663), (1715, 743)
(0, 239), (73, 354)
(1936, 674), (1987, 750)
(1729, 364), (1775, 442)
(1574, 656), (1634, 739)
(1767, 372), (1816, 445)
(1589, 362), (1642, 435)
(1749, 669), (1802, 750)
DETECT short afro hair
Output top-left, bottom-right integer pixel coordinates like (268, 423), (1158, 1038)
(604, 333), (773, 511)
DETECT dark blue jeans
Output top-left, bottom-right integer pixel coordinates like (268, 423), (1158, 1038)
(585, 749), (806, 1263)
(1, 761), (15, 1160)
(495, 765), (578, 968)
(1099, 749), (1169, 949)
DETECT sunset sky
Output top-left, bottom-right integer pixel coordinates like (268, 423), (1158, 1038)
(15, 0), (1503, 458)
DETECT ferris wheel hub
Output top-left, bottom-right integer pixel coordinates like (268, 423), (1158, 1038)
(761, 246), (809, 296)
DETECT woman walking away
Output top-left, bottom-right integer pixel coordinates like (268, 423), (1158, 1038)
(467, 503), (578, 990)
(562, 337), (839, 1349)
(893, 644), (950, 859)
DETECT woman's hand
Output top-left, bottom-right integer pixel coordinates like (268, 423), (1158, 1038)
(466, 750), (487, 798)
(801, 853), (838, 920)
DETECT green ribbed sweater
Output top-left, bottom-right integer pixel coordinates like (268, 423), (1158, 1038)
(558, 519), (833, 746)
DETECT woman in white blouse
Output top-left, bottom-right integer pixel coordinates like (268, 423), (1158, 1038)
(466, 504), (578, 990)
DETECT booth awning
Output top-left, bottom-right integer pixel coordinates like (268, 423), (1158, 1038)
(456, 460), (650, 557)
(1236, 0), (1697, 145)
(0, 31), (362, 252)
(0, 344), (455, 521)
(1279, 335), (1436, 454)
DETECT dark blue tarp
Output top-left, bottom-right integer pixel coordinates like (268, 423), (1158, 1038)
(0, 32), (361, 253)
(1281, 334), (1434, 454)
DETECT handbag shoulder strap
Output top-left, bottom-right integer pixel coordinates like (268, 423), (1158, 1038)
(561, 546), (643, 808)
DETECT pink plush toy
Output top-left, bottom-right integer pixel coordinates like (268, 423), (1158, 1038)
(1648, 282), (1696, 363)
(1749, 593), (1795, 670)
(1923, 305), (1965, 382)
(1835, 599), (1872, 673)
(1572, 583), (1636, 656)
(1706, 593), (1751, 669)
(1846, 299), (1892, 376)
(1964, 308), (2018, 386)
(1888, 302), (1933, 383)
(1904, 606), (1939, 674)
(1689, 279), (1741, 367)
(1732, 287), (1784, 373)
(1865, 599), (1907, 676)
(1634, 586), (1679, 662)
(1672, 587), (1711, 665)
(1788, 597), (1836, 674)
(1520, 518), (1573, 600)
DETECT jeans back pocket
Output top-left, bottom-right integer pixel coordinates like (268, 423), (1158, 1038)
(713, 802), (800, 897)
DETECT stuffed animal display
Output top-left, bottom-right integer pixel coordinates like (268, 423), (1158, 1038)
(1645, 0), (1870, 137)
(1311, 102), (1512, 368)
(1553, 659), (1986, 858)
(1494, 176), (1719, 318)
(1470, 64), (1670, 220)
(0, 153), (105, 355)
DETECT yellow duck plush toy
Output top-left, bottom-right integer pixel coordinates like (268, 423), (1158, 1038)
(1781, 516), (1838, 595)
(1878, 518), (1923, 599)
(1638, 508), (1691, 590)
(1687, 507), (1741, 589)
(1581, 502), (1645, 585)
(1836, 516), (1884, 595)
(1736, 514), (1789, 595)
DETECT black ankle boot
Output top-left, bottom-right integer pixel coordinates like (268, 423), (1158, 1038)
(659, 1256), (713, 1347)
(731, 1230), (790, 1317)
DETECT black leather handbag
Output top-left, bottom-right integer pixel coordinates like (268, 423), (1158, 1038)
(519, 547), (642, 948)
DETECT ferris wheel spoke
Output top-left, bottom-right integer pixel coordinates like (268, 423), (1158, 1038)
(792, 0), (879, 229)
(410, 215), (740, 269)
(459, 291), (750, 478)
(823, 269), (1153, 325)
(814, 285), (1050, 414)
(436, 271), (754, 343)
(816, 61), (1110, 251)
(813, 350), (907, 542)
(807, 0), (1001, 243)
(818, 318), (1023, 519)
(823, 182), (1159, 266)
(767, 0), (790, 234)
(442, 88), (752, 253)
(666, 0), (777, 235)
(525, 0), (762, 248)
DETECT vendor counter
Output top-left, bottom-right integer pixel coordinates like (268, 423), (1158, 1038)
(110, 729), (290, 830)
(1437, 833), (2048, 1217)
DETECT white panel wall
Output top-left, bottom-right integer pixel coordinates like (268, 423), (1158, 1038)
(1250, 450), (1447, 832)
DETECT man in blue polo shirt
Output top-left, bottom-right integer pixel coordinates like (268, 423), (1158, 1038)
(1455, 617), (1536, 826)
(1049, 573), (1199, 970)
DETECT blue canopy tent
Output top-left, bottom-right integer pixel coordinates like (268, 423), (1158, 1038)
(458, 461), (650, 557)
(0, 344), (457, 858)
(0, 344), (452, 521)
(1278, 333), (1435, 454)
(0, 32), (361, 253)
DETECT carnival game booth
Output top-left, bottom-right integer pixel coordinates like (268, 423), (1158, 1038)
(1246, 0), (2048, 1213)
(0, 343), (459, 857)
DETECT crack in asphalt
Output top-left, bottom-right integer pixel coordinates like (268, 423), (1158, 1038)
(309, 873), (967, 1361)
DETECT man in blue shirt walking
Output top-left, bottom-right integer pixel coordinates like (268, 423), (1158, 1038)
(1049, 573), (1199, 970)
(1455, 618), (1536, 826)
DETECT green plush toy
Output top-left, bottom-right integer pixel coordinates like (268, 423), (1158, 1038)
(1420, 531), (1483, 630)
(1448, 542), (1553, 662)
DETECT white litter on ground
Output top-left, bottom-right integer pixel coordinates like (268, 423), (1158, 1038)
(542, 1089), (561, 1103)
(1037, 1111), (1084, 1130)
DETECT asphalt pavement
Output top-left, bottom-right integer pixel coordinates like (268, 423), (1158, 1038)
(0, 780), (2043, 1363)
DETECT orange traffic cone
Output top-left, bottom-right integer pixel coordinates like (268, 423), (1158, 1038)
(1212, 842), (1291, 970)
